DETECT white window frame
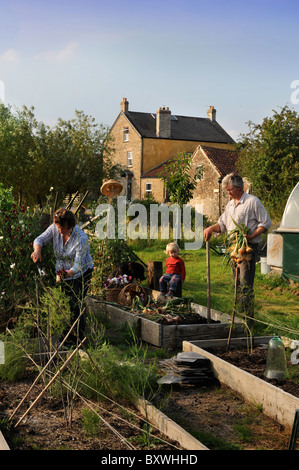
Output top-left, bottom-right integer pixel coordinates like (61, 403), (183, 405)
(123, 127), (129, 142)
(145, 182), (152, 193)
(127, 151), (133, 167)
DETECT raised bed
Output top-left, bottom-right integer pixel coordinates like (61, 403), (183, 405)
(183, 338), (299, 429)
(85, 290), (245, 349)
(136, 398), (209, 451)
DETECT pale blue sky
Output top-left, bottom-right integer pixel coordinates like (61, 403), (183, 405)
(1, 0), (299, 140)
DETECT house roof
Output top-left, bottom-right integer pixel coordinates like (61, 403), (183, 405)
(141, 145), (239, 179)
(200, 145), (239, 177)
(141, 158), (173, 178)
(123, 111), (235, 144)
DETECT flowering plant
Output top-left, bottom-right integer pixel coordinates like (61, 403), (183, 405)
(103, 274), (132, 289)
(0, 185), (55, 325)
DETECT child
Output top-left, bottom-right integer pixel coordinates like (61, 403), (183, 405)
(159, 242), (186, 297)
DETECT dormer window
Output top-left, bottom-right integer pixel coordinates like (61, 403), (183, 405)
(123, 127), (129, 142)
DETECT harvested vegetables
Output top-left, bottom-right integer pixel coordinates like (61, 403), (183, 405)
(130, 295), (198, 324)
(223, 218), (253, 266)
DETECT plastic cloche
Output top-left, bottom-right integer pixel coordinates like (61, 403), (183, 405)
(264, 334), (287, 379)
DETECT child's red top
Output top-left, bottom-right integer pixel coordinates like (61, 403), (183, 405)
(165, 256), (186, 281)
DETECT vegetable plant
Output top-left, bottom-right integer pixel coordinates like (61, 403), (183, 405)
(223, 219), (253, 266)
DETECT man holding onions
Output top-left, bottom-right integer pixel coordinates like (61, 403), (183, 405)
(203, 173), (271, 329)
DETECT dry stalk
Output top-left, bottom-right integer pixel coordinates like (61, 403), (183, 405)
(14, 338), (86, 428)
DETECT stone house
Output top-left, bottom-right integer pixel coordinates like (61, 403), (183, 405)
(189, 145), (240, 220)
(109, 97), (240, 219)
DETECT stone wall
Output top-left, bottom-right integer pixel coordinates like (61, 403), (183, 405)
(189, 147), (230, 222)
(110, 113), (143, 200)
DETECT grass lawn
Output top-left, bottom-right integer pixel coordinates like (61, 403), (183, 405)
(130, 240), (299, 340)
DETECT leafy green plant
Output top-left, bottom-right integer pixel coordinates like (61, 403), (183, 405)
(237, 105), (299, 221)
(129, 423), (160, 448)
(0, 323), (37, 381)
(81, 407), (103, 438)
(89, 235), (140, 297)
(0, 186), (56, 326)
(158, 152), (203, 207)
(37, 286), (72, 337)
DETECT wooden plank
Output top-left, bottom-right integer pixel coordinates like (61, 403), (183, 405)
(85, 297), (245, 349)
(183, 340), (299, 429)
(140, 317), (162, 347)
(188, 336), (272, 350)
(136, 399), (209, 451)
(160, 323), (244, 349)
(191, 302), (240, 324)
(86, 299), (138, 328)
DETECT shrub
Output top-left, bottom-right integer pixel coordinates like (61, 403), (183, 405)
(0, 185), (55, 327)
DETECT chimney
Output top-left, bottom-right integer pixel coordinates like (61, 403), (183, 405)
(156, 106), (171, 138)
(207, 106), (216, 121)
(120, 97), (129, 113)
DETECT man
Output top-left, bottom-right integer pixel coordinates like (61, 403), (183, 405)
(203, 173), (271, 329)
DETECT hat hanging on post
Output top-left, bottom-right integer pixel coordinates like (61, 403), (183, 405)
(100, 179), (123, 202)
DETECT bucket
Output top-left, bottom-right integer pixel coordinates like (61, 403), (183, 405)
(260, 257), (270, 274)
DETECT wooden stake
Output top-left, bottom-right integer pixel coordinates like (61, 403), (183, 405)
(14, 338), (86, 428)
(206, 240), (211, 323)
(227, 264), (239, 350)
(9, 314), (83, 421)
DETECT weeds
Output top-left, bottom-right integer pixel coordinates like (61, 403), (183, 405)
(82, 407), (103, 438)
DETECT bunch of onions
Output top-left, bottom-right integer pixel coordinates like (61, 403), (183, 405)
(224, 219), (252, 265)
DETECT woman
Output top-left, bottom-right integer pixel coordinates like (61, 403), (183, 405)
(31, 208), (93, 342)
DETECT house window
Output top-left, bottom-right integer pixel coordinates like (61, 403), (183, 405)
(145, 182), (152, 194)
(123, 127), (129, 142)
(127, 151), (133, 167)
(196, 164), (204, 180)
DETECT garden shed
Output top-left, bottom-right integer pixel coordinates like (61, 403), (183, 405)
(270, 183), (299, 282)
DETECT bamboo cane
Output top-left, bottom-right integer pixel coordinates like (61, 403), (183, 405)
(9, 314), (83, 421)
(227, 264), (239, 350)
(14, 338), (86, 428)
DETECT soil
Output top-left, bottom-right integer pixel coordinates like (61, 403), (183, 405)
(156, 383), (291, 450)
(212, 346), (299, 399)
(154, 345), (299, 450)
(0, 377), (181, 451)
(0, 347), (298, 451)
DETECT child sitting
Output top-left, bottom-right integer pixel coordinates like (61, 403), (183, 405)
(159, 242), (186, 297)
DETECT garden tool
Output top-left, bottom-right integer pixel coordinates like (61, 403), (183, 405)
(206, 240), (211, 323)
(36, 261), (44, 277)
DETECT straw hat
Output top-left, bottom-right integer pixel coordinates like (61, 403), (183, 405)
(100, 179), (123, 199)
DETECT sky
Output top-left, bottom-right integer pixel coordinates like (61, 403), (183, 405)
(1, 0), (299, 141)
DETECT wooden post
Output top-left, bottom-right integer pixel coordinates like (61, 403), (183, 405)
(147, 261), (163, 291)
(227, 265), (239, 350)
(206, 241), (211, 323)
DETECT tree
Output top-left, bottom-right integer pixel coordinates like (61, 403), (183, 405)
(37, 110), (120, 204)
(0, 104), (37, 205)
(237, 106), (299, 220)
(158, 152), (203, 207)
(0, 105), (120, 207)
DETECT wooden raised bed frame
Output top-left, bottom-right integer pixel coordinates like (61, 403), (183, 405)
(86, 289), (245, 349)
(183, 338), (299, 429)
